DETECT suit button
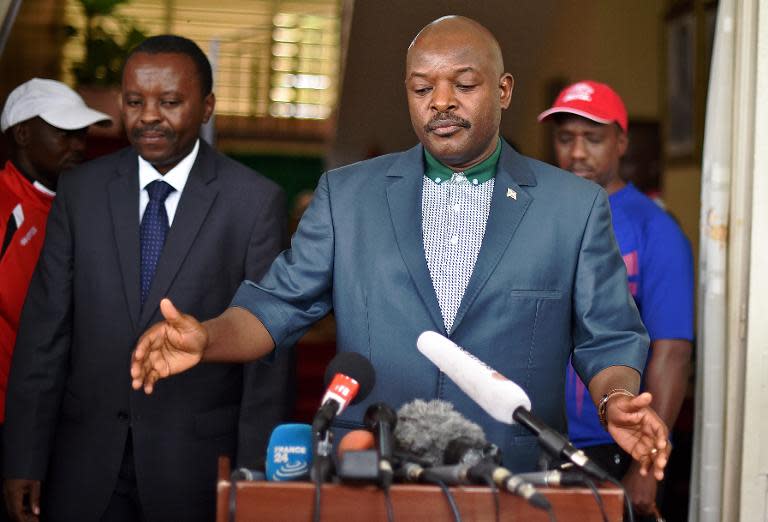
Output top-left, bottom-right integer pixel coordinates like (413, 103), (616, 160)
(117, 410), (130, 421)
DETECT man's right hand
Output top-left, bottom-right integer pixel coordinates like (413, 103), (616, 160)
(131, 298), (208, 394)
(4, 479), (40, 522)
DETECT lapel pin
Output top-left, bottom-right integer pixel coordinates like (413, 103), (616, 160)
(506, 188), (517, 200)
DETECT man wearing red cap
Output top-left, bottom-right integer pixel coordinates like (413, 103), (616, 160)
(539, 80), (694, 518)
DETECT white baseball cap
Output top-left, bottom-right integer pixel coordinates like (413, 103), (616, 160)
(1, 78), (112, 132)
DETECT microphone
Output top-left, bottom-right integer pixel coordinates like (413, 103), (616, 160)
(336, 429), (380, 482)
(364, 402), (398, 488)
(416, 331), (531, 423)
(512, 408), (610, 481)
(516, 469), (589, 487)
(444, 436), (501, 467)
(230, 468), (266, 481)
(265, 423), (313, 481)
(443, 437), (551, 511)
(417, 331), (610, 482)
(394, 399), (485, 467)
(337, 429), (375, 459)
(400, 460), (550, 511)
(469, 461), (552, 511)
(312, 352), (376, 435)
(312, 353), (375, 484)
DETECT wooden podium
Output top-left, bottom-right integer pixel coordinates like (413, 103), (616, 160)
(216, 458), (624, 521)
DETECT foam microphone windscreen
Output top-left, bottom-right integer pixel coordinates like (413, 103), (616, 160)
(265, 423), (313, 481)
(394, 399), (486, 467)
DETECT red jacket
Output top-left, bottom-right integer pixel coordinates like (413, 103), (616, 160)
(0, 161), (54, 422)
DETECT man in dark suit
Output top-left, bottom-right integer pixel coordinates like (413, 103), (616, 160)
(2, 35), (292, 521)
(131, 16), (671, 482)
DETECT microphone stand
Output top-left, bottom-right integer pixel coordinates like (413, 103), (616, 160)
(311, 429), (333, 522)
(311, 430), (334, 483)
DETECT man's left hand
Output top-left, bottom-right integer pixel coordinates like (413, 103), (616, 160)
(605, 391), (670, 480)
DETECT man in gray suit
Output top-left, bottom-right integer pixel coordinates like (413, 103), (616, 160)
(132, 17), (670, 478)
(3, 35), (292, 521)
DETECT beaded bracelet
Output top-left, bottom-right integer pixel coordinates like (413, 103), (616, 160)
(597, 388), (636, 427)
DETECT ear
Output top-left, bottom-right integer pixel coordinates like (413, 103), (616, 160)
(202, 92), (215, 124)
(617, 129), (628, 158)
(11, 122), (30, 147)
(499, 73), (514, 110)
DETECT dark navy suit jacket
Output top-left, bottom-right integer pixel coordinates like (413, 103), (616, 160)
(3, 141), (293, 521)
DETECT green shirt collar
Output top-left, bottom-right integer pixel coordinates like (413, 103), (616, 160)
(423, 138), (501, 185)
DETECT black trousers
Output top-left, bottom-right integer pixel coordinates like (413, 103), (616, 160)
(100, 432), (145, 522)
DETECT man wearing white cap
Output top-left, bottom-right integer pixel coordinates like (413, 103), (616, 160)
(539, 80), (693, 519)
(0, 77), (110, 465)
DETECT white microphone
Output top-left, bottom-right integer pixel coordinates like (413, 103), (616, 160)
(417, 331), (611, 482)
(416, 331), (531, 423)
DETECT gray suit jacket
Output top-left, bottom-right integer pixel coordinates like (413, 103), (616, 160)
(232, 140), (648, 471)
(3, 141), (293, 521)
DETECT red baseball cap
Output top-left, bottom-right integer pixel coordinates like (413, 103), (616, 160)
(537, 80), (628, 132)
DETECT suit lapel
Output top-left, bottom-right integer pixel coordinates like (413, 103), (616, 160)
(451, 142), (537, 334)
(138, 141), (219, 329)
(108, 150), (141, 333)
(386, 145), (446, 334)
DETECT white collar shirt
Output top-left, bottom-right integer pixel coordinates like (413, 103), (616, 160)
(137, 139), (200, 225)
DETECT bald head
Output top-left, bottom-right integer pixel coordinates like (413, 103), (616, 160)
(407, 16), (505, 79)
(404, 16), (513, 169)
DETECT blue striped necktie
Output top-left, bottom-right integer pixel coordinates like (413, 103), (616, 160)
(140, 180), (174, 307)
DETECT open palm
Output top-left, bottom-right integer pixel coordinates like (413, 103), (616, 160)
(605, 392), (670, 480)
(131, 298), (208, 394)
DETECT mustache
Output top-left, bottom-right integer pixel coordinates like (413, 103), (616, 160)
(131, 124), (173, 140)
(568, 163), (592, 172)
(424, 112), (471, 133)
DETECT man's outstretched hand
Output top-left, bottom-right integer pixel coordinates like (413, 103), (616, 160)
(130, 298), (208, 394)
(606, 392), (671, 481)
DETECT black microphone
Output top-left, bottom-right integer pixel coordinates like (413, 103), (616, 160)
(311, 353), (375, 483)
(392, 458), (468, 487)
(394, 460), (428, 483)
(516, 469), (589, 487)
(364, 402), (397, 488)
(444, 436), (501, 466)
(444, 437), (551, 511)
(402, 460), (550, 511)
(312, 352), (375, 435)
(466, 461), (551, 510)
(513, 407), (611, 481)
(230, 468), (266, 481)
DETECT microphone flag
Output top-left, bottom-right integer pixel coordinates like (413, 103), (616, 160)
(266, 423), (313, 481)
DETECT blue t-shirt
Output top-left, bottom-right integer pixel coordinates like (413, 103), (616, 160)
(565, 183), (694, 448)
